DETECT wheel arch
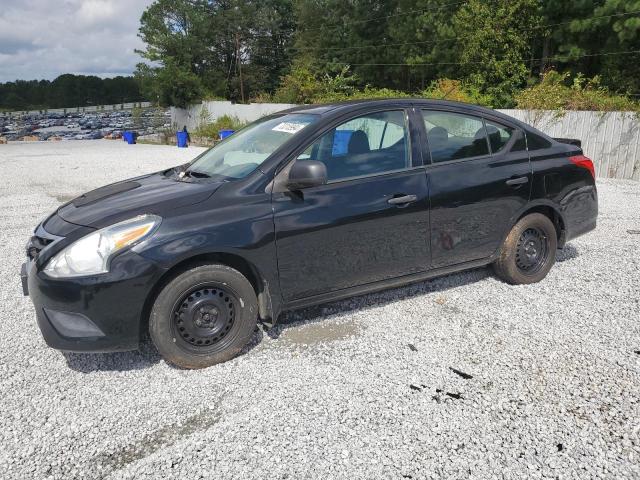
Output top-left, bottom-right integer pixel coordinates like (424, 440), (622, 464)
(494, 201), (567, 260)
(139, 252), (274, 341)
(516, 203), (566, 247)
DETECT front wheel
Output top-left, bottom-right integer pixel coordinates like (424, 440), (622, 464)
(149, 264), (258, 369)
(493, 213), (558, 285)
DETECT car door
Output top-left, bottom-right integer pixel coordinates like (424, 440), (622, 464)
(272, 109), (430, 302)
(420, 108), (531, 268)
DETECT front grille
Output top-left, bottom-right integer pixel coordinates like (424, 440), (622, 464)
(27, 235), (54, 260)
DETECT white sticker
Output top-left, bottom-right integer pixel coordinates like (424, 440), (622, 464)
(272, 122), (307, 134)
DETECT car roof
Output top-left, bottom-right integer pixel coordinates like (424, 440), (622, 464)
(278, 98), (534, 131)
(274, 98), (558, 145)
(280, 98), (489, 114)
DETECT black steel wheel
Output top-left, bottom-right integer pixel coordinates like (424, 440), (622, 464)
(515, 227), (550, 275)
(172, 285), (237, 352)
(493, 213), (558, 285)
(150, 264), (258, 369)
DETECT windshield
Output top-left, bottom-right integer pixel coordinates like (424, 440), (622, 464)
(187, 113), (318, 179)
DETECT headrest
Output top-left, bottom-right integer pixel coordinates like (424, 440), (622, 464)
(348, 130), (370, 154)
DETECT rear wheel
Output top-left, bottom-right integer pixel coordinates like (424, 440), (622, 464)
(149, 264), (258, 369)
(493, 213), (558, 285)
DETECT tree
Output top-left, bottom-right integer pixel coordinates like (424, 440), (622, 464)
(449, 0), (543, 107)
(136, 0), (296, 105)
(0, 75), (143, 110)
(538, 0), (640, 93)
(7, 1), (637, 111)
(386, 0), (460, 90)
(292, 0), (544, 102)
(294, 0), (404, 89)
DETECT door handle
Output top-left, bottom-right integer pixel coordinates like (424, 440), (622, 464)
(506, 176), (529, 186)
(388, 194), (418, 206)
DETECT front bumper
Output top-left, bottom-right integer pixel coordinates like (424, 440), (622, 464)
(21, 262), (29, 296)
(23, 249), (165, 353)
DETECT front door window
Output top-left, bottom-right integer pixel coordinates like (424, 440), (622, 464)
(297, 110), (410, 181)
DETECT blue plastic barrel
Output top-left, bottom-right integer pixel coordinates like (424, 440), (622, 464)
(219, 129), (235, 140)
(176, 131), (188, 148)
(123, 131), (136, 145)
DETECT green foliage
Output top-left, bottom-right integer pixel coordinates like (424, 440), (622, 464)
(193, 115), (248, 139)
(421, 79), (494, 106)
(452, 0), (543, 107)
(288, 0), (640, 109)
(273, 63), (360, 103)
(387, 0), (464, 86)
(272, 65), (498, 106)
(515, 70), (640, 112)
(0, 75), (143, 110)
(272, 62), (326, 103)
(136, 60), (204, 109)
(272, 63), (413, 103)
(137, 0), (295, 106)
(10, 0), (639, 112)
(315, 86), (411, 103)
(294, 0), (405, 89)
(539, 0), (640, 94)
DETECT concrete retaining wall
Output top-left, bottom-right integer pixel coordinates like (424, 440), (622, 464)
(170, 101), (297, 132)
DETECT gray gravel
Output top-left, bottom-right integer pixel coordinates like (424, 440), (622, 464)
(1, 140), (639, 479)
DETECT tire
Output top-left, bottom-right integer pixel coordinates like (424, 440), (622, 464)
(149, 264), (258, 369)
(493, 213), (558, 285)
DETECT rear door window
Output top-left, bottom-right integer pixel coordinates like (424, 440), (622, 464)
(422, 111), (489, 163)
(485, 121), (514, 153)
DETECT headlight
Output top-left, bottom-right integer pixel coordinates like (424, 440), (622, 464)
(44, 215), (161, 278)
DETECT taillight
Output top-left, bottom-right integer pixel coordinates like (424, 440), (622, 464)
(569, 155), (595, 180)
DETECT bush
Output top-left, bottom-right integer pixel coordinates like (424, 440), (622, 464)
(273, 63), (359, 104)
(420, 79), (494, 107)
(193, 115), (248, 139)
(515, 71), (640, 112)
(272, 65), (495, 106)
(250, 92), (276, 103)
(314, 86), (411, 103)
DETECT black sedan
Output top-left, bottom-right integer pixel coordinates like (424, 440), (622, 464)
(22, 99), (598, 368)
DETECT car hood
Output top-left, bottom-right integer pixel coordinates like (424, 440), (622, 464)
(57, 171), (222, 229)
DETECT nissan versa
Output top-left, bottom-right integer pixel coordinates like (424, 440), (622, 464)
(21, 99), (598, 369)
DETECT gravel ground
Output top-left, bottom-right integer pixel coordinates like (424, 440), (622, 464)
(1, 140), (639, 480)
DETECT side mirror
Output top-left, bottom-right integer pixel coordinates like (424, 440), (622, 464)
(286, 160), (327, 190)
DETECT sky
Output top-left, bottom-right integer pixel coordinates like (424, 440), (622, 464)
(0, 0), (155, 83)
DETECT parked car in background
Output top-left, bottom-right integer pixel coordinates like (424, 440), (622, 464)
(21, 99), (598, 368)
(0, 108), (168, 142)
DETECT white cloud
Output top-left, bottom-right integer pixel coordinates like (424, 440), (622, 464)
(0, 0), (154, 82)
(77, 0), (119, 26)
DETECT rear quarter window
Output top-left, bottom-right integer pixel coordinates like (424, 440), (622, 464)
(527, 132), (552, 150)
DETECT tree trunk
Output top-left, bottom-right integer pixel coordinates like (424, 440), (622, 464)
(540, 36), (551, 76)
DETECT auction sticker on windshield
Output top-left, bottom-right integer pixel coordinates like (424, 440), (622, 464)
(272, 122), (308, 134)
